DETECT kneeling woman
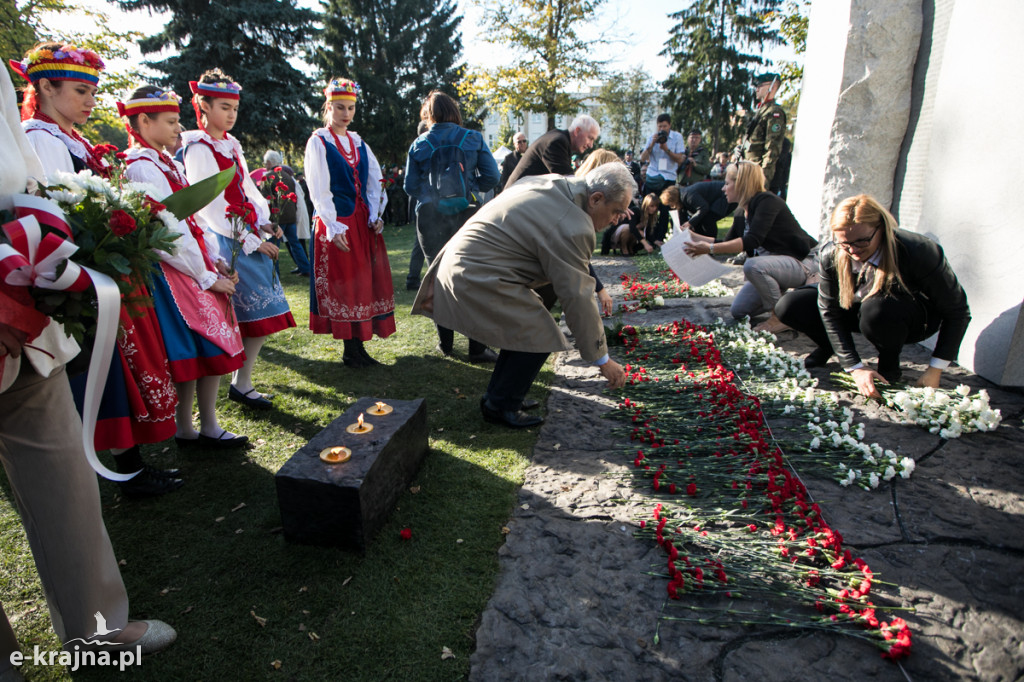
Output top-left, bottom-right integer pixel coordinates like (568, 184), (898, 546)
(683, 161), (816, 332)
(775, 194), (970, 398)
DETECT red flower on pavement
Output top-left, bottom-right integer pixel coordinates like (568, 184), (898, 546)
(399, 528), (412, 540)
(110, 209), (137, 236)
(685, 483), (697, 496)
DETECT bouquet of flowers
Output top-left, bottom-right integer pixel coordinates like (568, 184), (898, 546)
(29, 169), (181, 341)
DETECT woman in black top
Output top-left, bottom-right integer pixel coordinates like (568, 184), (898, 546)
(684, 161), (816, 332)
(775, 194), (970, 397)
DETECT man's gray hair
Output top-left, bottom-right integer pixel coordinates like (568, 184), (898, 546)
(263, 149), (283, 166)
(584, 163), (634, 204)
(569, 114), (600, 138)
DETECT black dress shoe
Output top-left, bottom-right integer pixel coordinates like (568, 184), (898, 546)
(119, 467), (184, 499)
(521, 398), (540, 410)
(198, 429), (249, 449)
(804, 346), (833, 369)
(406, 281), (420, 291)
(175, 436), (201, 450)
(481, 398), (543, 429)
(468, 347), (499, 364)
(146, 464), (183, 478)
(228, 385), (273, 409)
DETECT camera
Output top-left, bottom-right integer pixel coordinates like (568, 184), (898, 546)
(653, 130), (668, 144)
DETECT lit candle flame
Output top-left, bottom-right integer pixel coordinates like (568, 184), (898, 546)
(375, 401), (385, 412)
(357, 413), (364, 429)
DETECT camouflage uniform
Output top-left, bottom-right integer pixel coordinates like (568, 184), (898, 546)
(744, 100), (786, 187)
(677, 145), (711, 187)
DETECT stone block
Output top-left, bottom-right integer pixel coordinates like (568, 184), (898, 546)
(275, 397), (427, 550)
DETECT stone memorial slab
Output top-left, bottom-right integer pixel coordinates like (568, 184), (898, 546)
(276, 397), (427, 550)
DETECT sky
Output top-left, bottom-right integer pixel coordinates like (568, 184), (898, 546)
(45, 0), (793, 91)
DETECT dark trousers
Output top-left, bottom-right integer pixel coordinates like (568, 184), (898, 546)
(775, 286), (939, 363)
(689, 212), (721, 238)
(406, 239), (425, 288)
(485, 350), (549, 411)
(416, 202), (488, 352)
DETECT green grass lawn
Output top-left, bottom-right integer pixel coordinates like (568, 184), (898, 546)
(0, 223), (552, 681)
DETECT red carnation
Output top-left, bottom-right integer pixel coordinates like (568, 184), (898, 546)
(399, 527), (411, 540)
(273, 166), (283, 172)
(110, 209), (137, 236)
(274, 182), (288, 193)
(270, 207), (280, 214)
(685, 483), (697, 496)
(285, 193), (297, 202)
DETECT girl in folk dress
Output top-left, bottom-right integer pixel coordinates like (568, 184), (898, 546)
(182, 69), (295, 409)
(12, 43), (181, 497)
(119, 85), (249, 449)
(305, 78), (395, 367)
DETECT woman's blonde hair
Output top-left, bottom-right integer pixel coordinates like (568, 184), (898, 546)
(830, 194), (906, 309)
(639, 193), (660, 232)
(728, 161), (766, 208)
(574, 148), (620, 177)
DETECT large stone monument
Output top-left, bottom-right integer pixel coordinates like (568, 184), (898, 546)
(790, 0), (1024, 385)
(276, 397), (428, 550)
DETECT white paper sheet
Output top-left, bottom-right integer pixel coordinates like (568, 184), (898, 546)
(660, 228), (732, 289)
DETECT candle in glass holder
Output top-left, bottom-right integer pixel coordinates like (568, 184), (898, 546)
(319, 446), (352, 464)
(367, 401), (393, 416)
(346, 412), (373, 434)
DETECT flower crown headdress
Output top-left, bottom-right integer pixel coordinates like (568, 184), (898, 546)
(116, 89), (182, 117)
(324, 79), (359, 102)
(8, 44), (105, 85)
(189, 79), (242, 100)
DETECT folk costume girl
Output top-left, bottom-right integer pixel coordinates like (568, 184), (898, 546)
(119, 85), (248, 449)
(182, 69), (295, 409)
(11, 42), (112, 176)
(12, 43), (181, 497)
(305, 78), (395, 367)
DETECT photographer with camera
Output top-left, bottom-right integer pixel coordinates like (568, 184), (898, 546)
(639, 113), (684, 196)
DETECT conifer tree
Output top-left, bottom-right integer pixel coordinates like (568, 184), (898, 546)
(114, 0), (320, 151)
(661, 0), (782, 154)
(315, 0), (462, 165)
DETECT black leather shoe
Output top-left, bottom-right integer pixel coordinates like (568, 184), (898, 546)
(229, 384), (273, 409)
(175, 436), (201, 450)
(804, 347), (833, 369)
(521, 398), (540, 410)
(406, 280), (420, 291)
(146, 464), (183, 478)
(119, 468), (184, 498)
(468, 348), (499, 364)
(481, 398), (543, 429)
(198, 429), (249, 449)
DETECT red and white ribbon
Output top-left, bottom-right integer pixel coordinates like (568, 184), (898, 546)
(1, 197), (137, 482)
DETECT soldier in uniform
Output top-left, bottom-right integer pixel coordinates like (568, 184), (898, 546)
(743, 72), (787, 188)
(678, 129), (711, 187)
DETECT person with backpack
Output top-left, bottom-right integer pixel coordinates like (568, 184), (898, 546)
(404, 90), (500, 362)
(305, 78), (395, 367)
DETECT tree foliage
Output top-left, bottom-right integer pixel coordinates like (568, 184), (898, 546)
(661, 0), (782, 154)
(594, 66), (658, 154)
(115, 0), (320, 152)
(315, 0), (462, 166)
(769, 0), (809, 109)
(460, 0), (608, 132)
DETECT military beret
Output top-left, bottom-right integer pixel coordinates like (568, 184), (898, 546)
(753, 72), (779, 85)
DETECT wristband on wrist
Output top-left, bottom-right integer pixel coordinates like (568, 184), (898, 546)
(708, 242), (715, 255)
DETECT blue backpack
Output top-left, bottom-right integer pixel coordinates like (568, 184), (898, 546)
(426, 129), (472, 215)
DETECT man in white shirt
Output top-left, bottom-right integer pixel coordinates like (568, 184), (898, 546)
(639, 113), (685, 194)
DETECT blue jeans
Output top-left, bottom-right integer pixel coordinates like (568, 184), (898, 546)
(272, 222), (310, 274)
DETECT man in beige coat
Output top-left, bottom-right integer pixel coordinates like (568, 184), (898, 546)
(412, 164), (630, 428)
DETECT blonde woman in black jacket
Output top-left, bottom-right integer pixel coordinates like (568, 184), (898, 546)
(775, 194), (971, 398)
